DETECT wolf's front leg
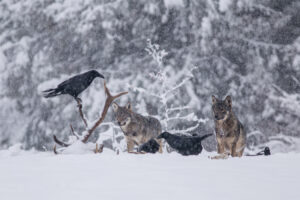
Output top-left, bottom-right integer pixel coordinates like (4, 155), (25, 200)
(210, 136), (228, 159)
(127, 139), (135, 153)
(230, 142), (237, 157)
(216, 136), (225, 154)
(235, 139), (245, 157)
(157, 139), (163, 153)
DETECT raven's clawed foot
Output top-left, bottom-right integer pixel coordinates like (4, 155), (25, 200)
(76, 97), (82, 103)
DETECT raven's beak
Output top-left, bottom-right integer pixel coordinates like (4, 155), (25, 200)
(99, 73), (105, 79)
(157, 134), (162, 139)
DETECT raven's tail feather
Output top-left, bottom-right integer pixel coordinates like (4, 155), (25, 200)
(43, 88), (55, 93)
(199, 133), (213, 141)
(43, 88), (60, 98)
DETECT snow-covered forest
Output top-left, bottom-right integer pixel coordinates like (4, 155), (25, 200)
(0, 0), (300, 153)
(1, 1), (300, 200)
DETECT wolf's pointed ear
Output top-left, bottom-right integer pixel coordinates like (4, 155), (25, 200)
(212, 95), (217, 104)
(112, 102), (119, 112)
(125, 102), (132, 111)
(225, 95), (232, 107)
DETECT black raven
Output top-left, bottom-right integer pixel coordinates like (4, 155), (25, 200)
(43, 70), (104, 101)
(157, 132), (212, 156)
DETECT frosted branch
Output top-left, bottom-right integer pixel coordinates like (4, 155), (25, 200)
(145, 39), (168, 68)
(166, 106), (190, 113)
(240, 37), (284, 49)
(130, 86), (162, 99)
(163, 76), (192, 97)
(166, 113), (199, 122)
(251, 4), (284, 16)
(168, 121), (202, 134)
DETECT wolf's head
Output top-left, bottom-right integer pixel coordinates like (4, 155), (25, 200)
(212, 95), (232, 121)
(112, 102), (132, 127)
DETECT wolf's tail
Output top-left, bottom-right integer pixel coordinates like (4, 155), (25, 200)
(43, 88), (60, 98)
(199, 133), (213, 141)
(245, 147), (271, 156)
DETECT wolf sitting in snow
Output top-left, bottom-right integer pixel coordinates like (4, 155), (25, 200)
(112, 102), (163, 153)
(211, 95), (246, 159)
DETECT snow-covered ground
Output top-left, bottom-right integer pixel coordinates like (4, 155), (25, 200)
(0, 148), (299, 200)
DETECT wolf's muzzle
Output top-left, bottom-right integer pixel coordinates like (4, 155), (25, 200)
(118, 121), (126, 126)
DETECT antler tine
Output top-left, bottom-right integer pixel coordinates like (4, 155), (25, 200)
(53, 145), (58, 154)
(53, 135), (70, 147)
(112, 91), (128, 100)
(103, 80), (112, 98)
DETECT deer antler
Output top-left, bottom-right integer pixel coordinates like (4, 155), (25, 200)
(53, 135), (70, 147)
(53, 81), (128, 147)
(82, 81), (128, 143)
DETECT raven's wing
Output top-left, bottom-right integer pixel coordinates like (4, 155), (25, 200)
(167, 135), (191, 150)
(56, 71), (97, 97)
(57, 74), (82, 88)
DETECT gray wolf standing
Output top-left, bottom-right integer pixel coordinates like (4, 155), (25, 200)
(112, 102), (163, 153)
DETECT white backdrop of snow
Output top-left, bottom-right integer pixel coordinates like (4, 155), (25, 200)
(219, 0), (232, 12)
(0, 148), (299, 200)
